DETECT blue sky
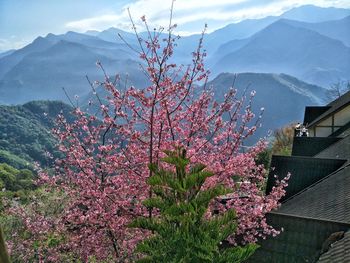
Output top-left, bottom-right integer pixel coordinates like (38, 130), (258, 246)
(1, 0), (350, 52)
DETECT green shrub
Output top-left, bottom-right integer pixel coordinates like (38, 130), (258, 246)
(130, 149), (257, 263)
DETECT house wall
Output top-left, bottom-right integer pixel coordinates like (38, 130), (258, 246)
(309, 104), (350, 137)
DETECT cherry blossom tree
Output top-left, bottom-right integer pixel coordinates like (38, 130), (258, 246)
(6, 2), (289, 262)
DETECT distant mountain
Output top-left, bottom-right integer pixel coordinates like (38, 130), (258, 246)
(0, 32), (147, 104)
(213, 20), (350, 87)
(209, 72), (326, 144)
(281, 4), (350, 22)
(282, 16), (350, 47)
(176, 16), (279, 60)
(0, 75), (325, 162)
(178, 5), (350, 58)
(0, 4), (349, 105)
(0, 100), (73, 167)
(209, 38), (250, 65)
(0, 49), (15, 59)
(97, 27), (137, 45)
(85, 30), (100, 36)
(0, 36), (55, 78)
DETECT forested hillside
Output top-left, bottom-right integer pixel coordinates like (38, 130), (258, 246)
(0, 101), (73, 168)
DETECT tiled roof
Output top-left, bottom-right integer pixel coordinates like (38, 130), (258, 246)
(331, 121), (350, 137)
(266, 156), (346, 201)
(317, 231), (350, 263)
(315, 135), (350, 160)
(291, 137), (341, 157)
(252, 91), (350, 262)
(246, 213), (350, 263)
(276, 165), (350, 223)
(307, 90), (350, 128)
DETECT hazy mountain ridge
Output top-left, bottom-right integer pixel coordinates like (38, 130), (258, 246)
(209, 72), (327, 143)
(280, 4), (350, 22)
(281, 16), (350, 46)
(0, 49), (15, 59)
(212, 19), (350, 87)
(0, 35), (146, 104)
(0, 4), (348, 106)
(0, 74), (326, 159)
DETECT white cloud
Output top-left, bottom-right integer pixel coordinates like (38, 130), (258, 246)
(65, 0), (350, 34)
(64, 0), (252, 33)
(66, 14), (125, 31)
(0, 38), (29, 52)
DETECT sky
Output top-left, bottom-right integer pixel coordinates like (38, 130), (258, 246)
(1, 0), (350, 52)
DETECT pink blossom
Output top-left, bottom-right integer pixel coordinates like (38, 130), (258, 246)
(8, 10), (289, 261)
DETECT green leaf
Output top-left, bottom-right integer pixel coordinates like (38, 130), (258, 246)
(131, 148), (256, 262)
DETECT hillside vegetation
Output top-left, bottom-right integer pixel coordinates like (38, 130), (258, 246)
(0, 101), (73, 168)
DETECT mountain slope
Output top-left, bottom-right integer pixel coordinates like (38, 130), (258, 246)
(0, 50), (15, 59)
(0, 4), (349, 104)
(0, 39), (145, 104)
(281, 4), (350, 22)
(97, 27), (137, 44)
(187, 16), (278, 57)
(0, 101), (73, 167)
(213, 20), (350, 87)
(178, 5), (350, 59)
(282, 16), (350, 46)
(210, 72), (326, 144)
(0, 37), (55, 78)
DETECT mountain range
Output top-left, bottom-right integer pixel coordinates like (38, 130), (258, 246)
(0, 71), (326, 167)
(0, 4), (349, 147)
(212, 18), (350, 86)
(0, 5), (349, 106)
(207, 72), (326, 144)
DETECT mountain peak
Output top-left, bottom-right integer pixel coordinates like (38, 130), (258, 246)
(33, 36), (46, 42)
(281, 4), (350, 22)
(31, 36), (53, 47)
(85, 30), (100, 36)
(45, 33), (55, 38)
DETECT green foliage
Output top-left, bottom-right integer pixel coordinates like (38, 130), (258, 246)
(0, 101), (73, 167)
(0, 150), (32, 170)
(258, 123), (295, 171)
(255, 148), (272, 170)
(0, 163), (36, 214)
(130, 148), (257, 263)
(271, 124), (294, 156)
(0, 163), (35, 192)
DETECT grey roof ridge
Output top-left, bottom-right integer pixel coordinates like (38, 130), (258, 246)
(313, 134), (350, 158)
(272, 154), (347, 162)
(278, 160), (350, 204)
(269, 210), (350, 226)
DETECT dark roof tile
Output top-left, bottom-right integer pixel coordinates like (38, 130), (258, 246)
(246, 213), (350, 263)
(276, 165), (350, 223)
(266, 156), (346, 201)
(317, 231), (350, 262)
(315, 135), (350, 160)
(292, 137), (341, 157)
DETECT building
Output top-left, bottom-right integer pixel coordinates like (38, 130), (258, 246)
(248, 91), (350, 262)
(305, 91), (350, 138)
